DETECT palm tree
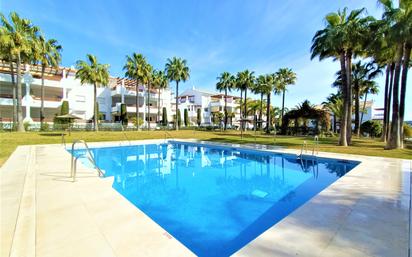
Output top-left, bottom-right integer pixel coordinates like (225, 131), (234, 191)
(236, 70), (255, 130)
(152, 70), (168, 124)
(165, 57), (190, 130)
(311, 7), (372, 146)
(254, 74), (276, 133)
(0, 28), (17, 127)
(378, 0), (412, 149)
(33, 35), (62, 129)
(334, 61), (381, 136)
(216, 72), (234, 130)
(1, 12), (39, 132)
(323, 93), (344, 133)
(145, 64), (153, 130)
(246, 99), (262, 129)
(253, 75), (267, 131)
(276, 68), (297, 122)
(123, 53), (150, 131)
(360, 81), (379, 124)
(75, 54), (109, 132)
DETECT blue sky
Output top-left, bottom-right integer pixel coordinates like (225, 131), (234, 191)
(2, 0), (411, 120)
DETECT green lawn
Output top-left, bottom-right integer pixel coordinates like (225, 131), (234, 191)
(1, 130), (411, 166)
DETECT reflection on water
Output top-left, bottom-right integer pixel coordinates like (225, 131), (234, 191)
(73, 143), (358, 257)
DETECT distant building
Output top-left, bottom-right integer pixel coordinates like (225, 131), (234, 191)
(315, 100), (384, 131)
(177, 86), (241, 125)
(0, 62), (172, 126)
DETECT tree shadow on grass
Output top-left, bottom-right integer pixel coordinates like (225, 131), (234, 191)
(38, 133), (66, 137)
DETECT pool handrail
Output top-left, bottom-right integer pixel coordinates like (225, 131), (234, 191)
(70, 140), (104, 182)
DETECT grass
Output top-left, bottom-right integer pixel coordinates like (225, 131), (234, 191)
(0, 130), (411, 166)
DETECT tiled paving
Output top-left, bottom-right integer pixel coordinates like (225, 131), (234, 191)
(1, 139), (410, 257)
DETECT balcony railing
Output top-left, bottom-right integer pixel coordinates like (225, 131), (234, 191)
(0, 93), (13, 99)
(32, 95), (63, 102)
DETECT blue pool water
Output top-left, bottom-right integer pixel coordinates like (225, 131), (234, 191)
(71, 142), (359, 256)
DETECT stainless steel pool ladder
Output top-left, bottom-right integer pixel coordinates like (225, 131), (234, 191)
(61, 133), (66, 147)
(70, 140), (104, 182)
(299, 136), (319, 157)
(312, 135), (319, 155)
(300, 140), (308, 157)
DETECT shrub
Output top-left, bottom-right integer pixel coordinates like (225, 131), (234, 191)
(23, 121), (31, 131)
(184, 109), (189, 127)
(197, 109), (201, 127)
(129, 117), (143, 128)
(162, 107), (168, 126)
(404, 123), (412, 138)
(360, 120), (382, 137)
(40, 123), (50, 131)
(176, 109), (182, 128)
(120, 104), (128, 126)
(60, 100), (69, 115)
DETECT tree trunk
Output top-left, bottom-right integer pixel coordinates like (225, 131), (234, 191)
(93, 83), (99, 132)
(381, 64), (390, 142)
(345, 52), (353, 145)
(399, 44), (410, 148)
(175, 81), (179, 131)
(386, 44), (403, 149)
(224, 88), (227, 130)
(354, 81), (360, 137)
(339, 52), (348, 146)
(239, 89), (243, 130)
(157, 88), (161, 124)
(147, 82), (150, 130)
(360, 92), (368, 126)
(243, 88), (247, 131)
(40, 64), (45, 129)
(266, 93), (271, 134)
(259, 93), (263, 131)
(9, 61), (17, 128)
(281, 89), (286, 122)
(385, 63), (395, 142)
(16, 54), (25, 132)
(136, 83), (140, 131)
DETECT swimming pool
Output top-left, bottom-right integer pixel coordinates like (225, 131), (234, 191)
(71, 141), (359, 256)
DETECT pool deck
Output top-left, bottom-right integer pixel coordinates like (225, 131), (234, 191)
(1, 139), (410, 257)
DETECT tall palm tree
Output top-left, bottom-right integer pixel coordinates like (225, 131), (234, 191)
(152, 70), (168, 124)
(236, 70), (255, 130)
(75, 54), (109, 132)
(165, 57), (190, 130)
(276, 68), (297, 123)
(334, 61), (381, 136)
(378, 0), (412, 148)
(216, 72), (234, 130)
(1, 12), (39, 132)
(123, 53), (150, 131)
(145, 64), (153, 130)
(255, 74), (276, 133)
(33, 35), (62, 129)
(0, 28), (17, 127)
(311, 7), (372, 146)
(253, 75), (267, 131)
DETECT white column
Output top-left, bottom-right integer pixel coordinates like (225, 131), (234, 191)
(142, 87), (146, 124)
(121, 79), (125, 104)
(23, 68), (33, 123)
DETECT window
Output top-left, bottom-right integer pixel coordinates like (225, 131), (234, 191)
(204, 108), (208, 112)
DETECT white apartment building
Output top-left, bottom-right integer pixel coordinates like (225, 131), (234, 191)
(176, 87), (241, 126)
(0, 62), (242, 128)
(0, 62), (173, 126)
